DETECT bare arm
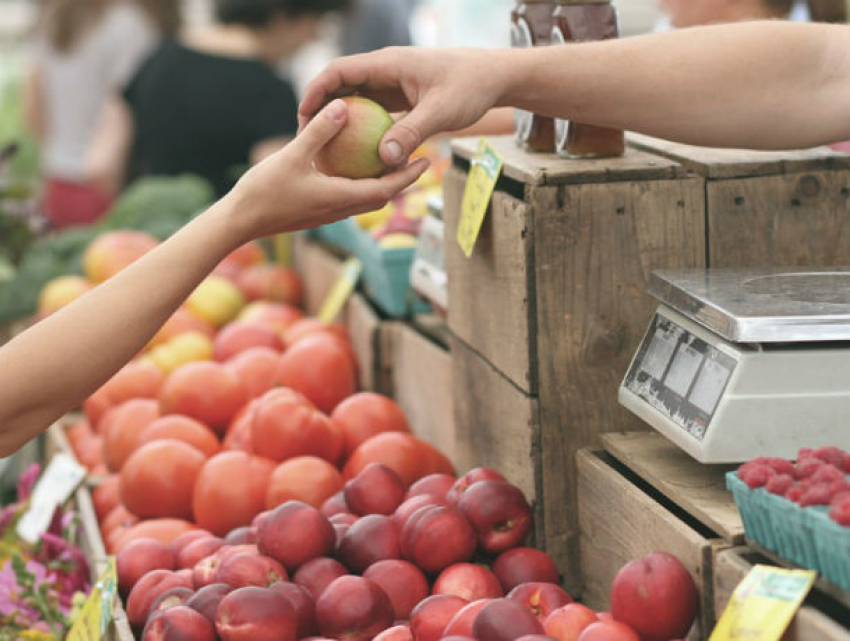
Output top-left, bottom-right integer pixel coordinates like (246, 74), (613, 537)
(86, 96), (134, 195)
(300, 22), (850, 165)
(0, 99), (429, 456)
(22, 65), (47, 142)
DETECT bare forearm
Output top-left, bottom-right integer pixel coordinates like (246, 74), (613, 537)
(502, 22), (850, 149)
(0, 199), (246, 455)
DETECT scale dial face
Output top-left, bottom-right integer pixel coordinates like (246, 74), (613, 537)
(624, 313), (738, 441)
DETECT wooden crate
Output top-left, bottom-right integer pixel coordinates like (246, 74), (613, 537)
(629, 134), (850, 268)
(444, 136), (706, 591)
(577, 448), (721, 639)
(713, 547), (850, 641)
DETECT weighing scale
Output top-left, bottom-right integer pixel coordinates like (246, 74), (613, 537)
(618, 268), (850, 463)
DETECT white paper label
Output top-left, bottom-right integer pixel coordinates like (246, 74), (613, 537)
(17, 453), (86, 543)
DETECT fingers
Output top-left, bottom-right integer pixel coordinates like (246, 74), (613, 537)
(299, 55), (374, 129)
(291, 99), (348, 158)
(343, 157), (431, 205)
(379, 98), (445, 167)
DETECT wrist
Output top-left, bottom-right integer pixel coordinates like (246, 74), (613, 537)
(201, 195), (253, 253)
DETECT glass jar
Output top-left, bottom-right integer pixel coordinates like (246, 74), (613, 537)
(511, 0), (556, 152)
(552, 0), (625, 159)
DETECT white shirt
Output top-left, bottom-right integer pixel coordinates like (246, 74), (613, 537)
(33, 2), (158, 180)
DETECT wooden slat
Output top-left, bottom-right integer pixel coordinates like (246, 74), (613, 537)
(344, 293), (381, 392)
(291, 234), (346, 316)
(601, 431), (744, 543)
(577, 449), (714, 639)
(707, 170), (850, 268)
(451, 136), (685, 186)
(534, 175), (706, 594)
(450, 334), (539, 515)
(629, 133), (850, 179)
(713, 547), (850, 641)
(444, 167), (538, 393)
(385, 322), (456, 465)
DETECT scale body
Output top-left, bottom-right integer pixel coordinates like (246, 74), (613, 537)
(619, 268), (850, 463)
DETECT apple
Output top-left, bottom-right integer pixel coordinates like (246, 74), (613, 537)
(406, 474), (456, 501)
(192, 545), (256, 589)
(216, 553), (288, 588)
(236, 264), (303, 306)
(577, 621), (640, 641)
(142, 605), (215, 641)
(373, 625), (413, 641)
(185, 583), (233, 623)
(271, 581), (318, 639)
(177, 537), (226, 570)
(225, 527), (253, 545)
(148, 587), (194, 616)
(216, 586), (297, 641)
(493, 547), (559, 592)
(238, 301), (304, 334)
(409, 595), (468, 641)
(400, 505), (476, 573)
(515, 636), (558, 641)
(83, 230), (158, 283)
(117, 538), (175, 596)
(447, 468), (507, 505)
(392, 495), (450, 530)
(338, 514), (400, 573)
(321, 491), (349, 518)
(442, 598), (494, 637)
(213, 321), (284, 361)
(315, 576), (394, 641)
(473, 598), (545, 641)
(433, 563), (504, 601)
(257, 501), (336, 571)
(544, 604), (599, 641)
(293, 557), (349, 600)
(363, 559), (429, 620)
(315, 97), (395, 179)
(345, 463), (406, 516)
(126, 569), (193, 630)
(508, 583), (573, 623)
(457, 481), (532, 554)
(329, 513), (358, 526)
(610, 552), (698, 641)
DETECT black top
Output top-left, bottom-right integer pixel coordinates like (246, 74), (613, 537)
(124, 40), (298, 196)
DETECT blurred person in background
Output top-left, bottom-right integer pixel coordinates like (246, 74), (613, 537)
(24, 0), (180, 229)
(341, 0), (414, 55)
(89, 0), (350, 199)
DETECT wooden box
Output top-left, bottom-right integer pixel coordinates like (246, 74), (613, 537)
(713, 547), (850, 640)
(629, 135), (850, 268)
(444, 136), (706, 590)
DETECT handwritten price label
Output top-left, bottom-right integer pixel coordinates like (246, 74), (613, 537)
(17, 453), (86, 544)
(67, 558), (118, 641)
(318, 257), (363, 323)
(710, 565), (816, 641)
(457, 139), (504, 258)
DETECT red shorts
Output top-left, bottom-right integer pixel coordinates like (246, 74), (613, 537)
(43, 178), (113, 229)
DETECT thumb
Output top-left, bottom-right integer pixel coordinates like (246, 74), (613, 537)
(293, 99), (349, 159)
(379, 99), (443, 167)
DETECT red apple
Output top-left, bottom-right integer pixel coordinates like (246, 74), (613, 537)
(447, 468), (506, 505)
(293, 557), (349, 600)
(508, 583), (573, 623)
(373, 625), (413, 641)
(338, 514), (400, 573)
(578, 621), (640, 641)
(433, 563), (504, 601)
(177, 537), (226, 570)
(406, 474), (456, 501)
(170, 530), (214, 558)
(315, 576), (394, 641)
(363, 559), (429, 620)
(216, 586), (297, 641)
(400, 505), (476, 573)
(544, 603), (599, 641)
(271, 581), (317, 639)
(516, 636), (558, 641)
(610, 552), (698, 641)
(126, 570), (193, 630)
(185, 583), (233, 623)
(257, 501), (335, 571)
(236, 264), (303, 306)
(442, 638), (479, 641)
(409, 594), (468, 641)
(345, 463), (406, 516)
(329, 513), (358, 526)
(321, 491), (349, 518)
(149, 587), (195, 616)
(493, 547), (559, 592)
(473, 598), (545, 641)
(442, 598), (494, 637)
(214, 321), (284, 361)
(216, 552), (288, 588)
(457, 481), (532, 554)
(225, 527), (254, 545)
(392, 494), (449, 530)
(142, 605), (215, 641)
(117, 538), (175, 596)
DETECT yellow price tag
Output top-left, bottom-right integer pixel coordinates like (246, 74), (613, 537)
(710, 565), (816, 641)
(457, 138), (504, 258)
(67, 558), (118, 641)
(318, 257), (362, 323)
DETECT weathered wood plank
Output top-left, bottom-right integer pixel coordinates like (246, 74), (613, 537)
(344, 293), (381, 392)
(451, 136), (685, 186)
(601, 431), (744, 543)
(535, 175), (706, 594)
(443, 167), (537, 393)
(291, 234), (346, 316)
(577, 449), (714, 639)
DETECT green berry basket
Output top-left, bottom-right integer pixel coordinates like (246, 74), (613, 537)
(727, 471), (850, 592)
